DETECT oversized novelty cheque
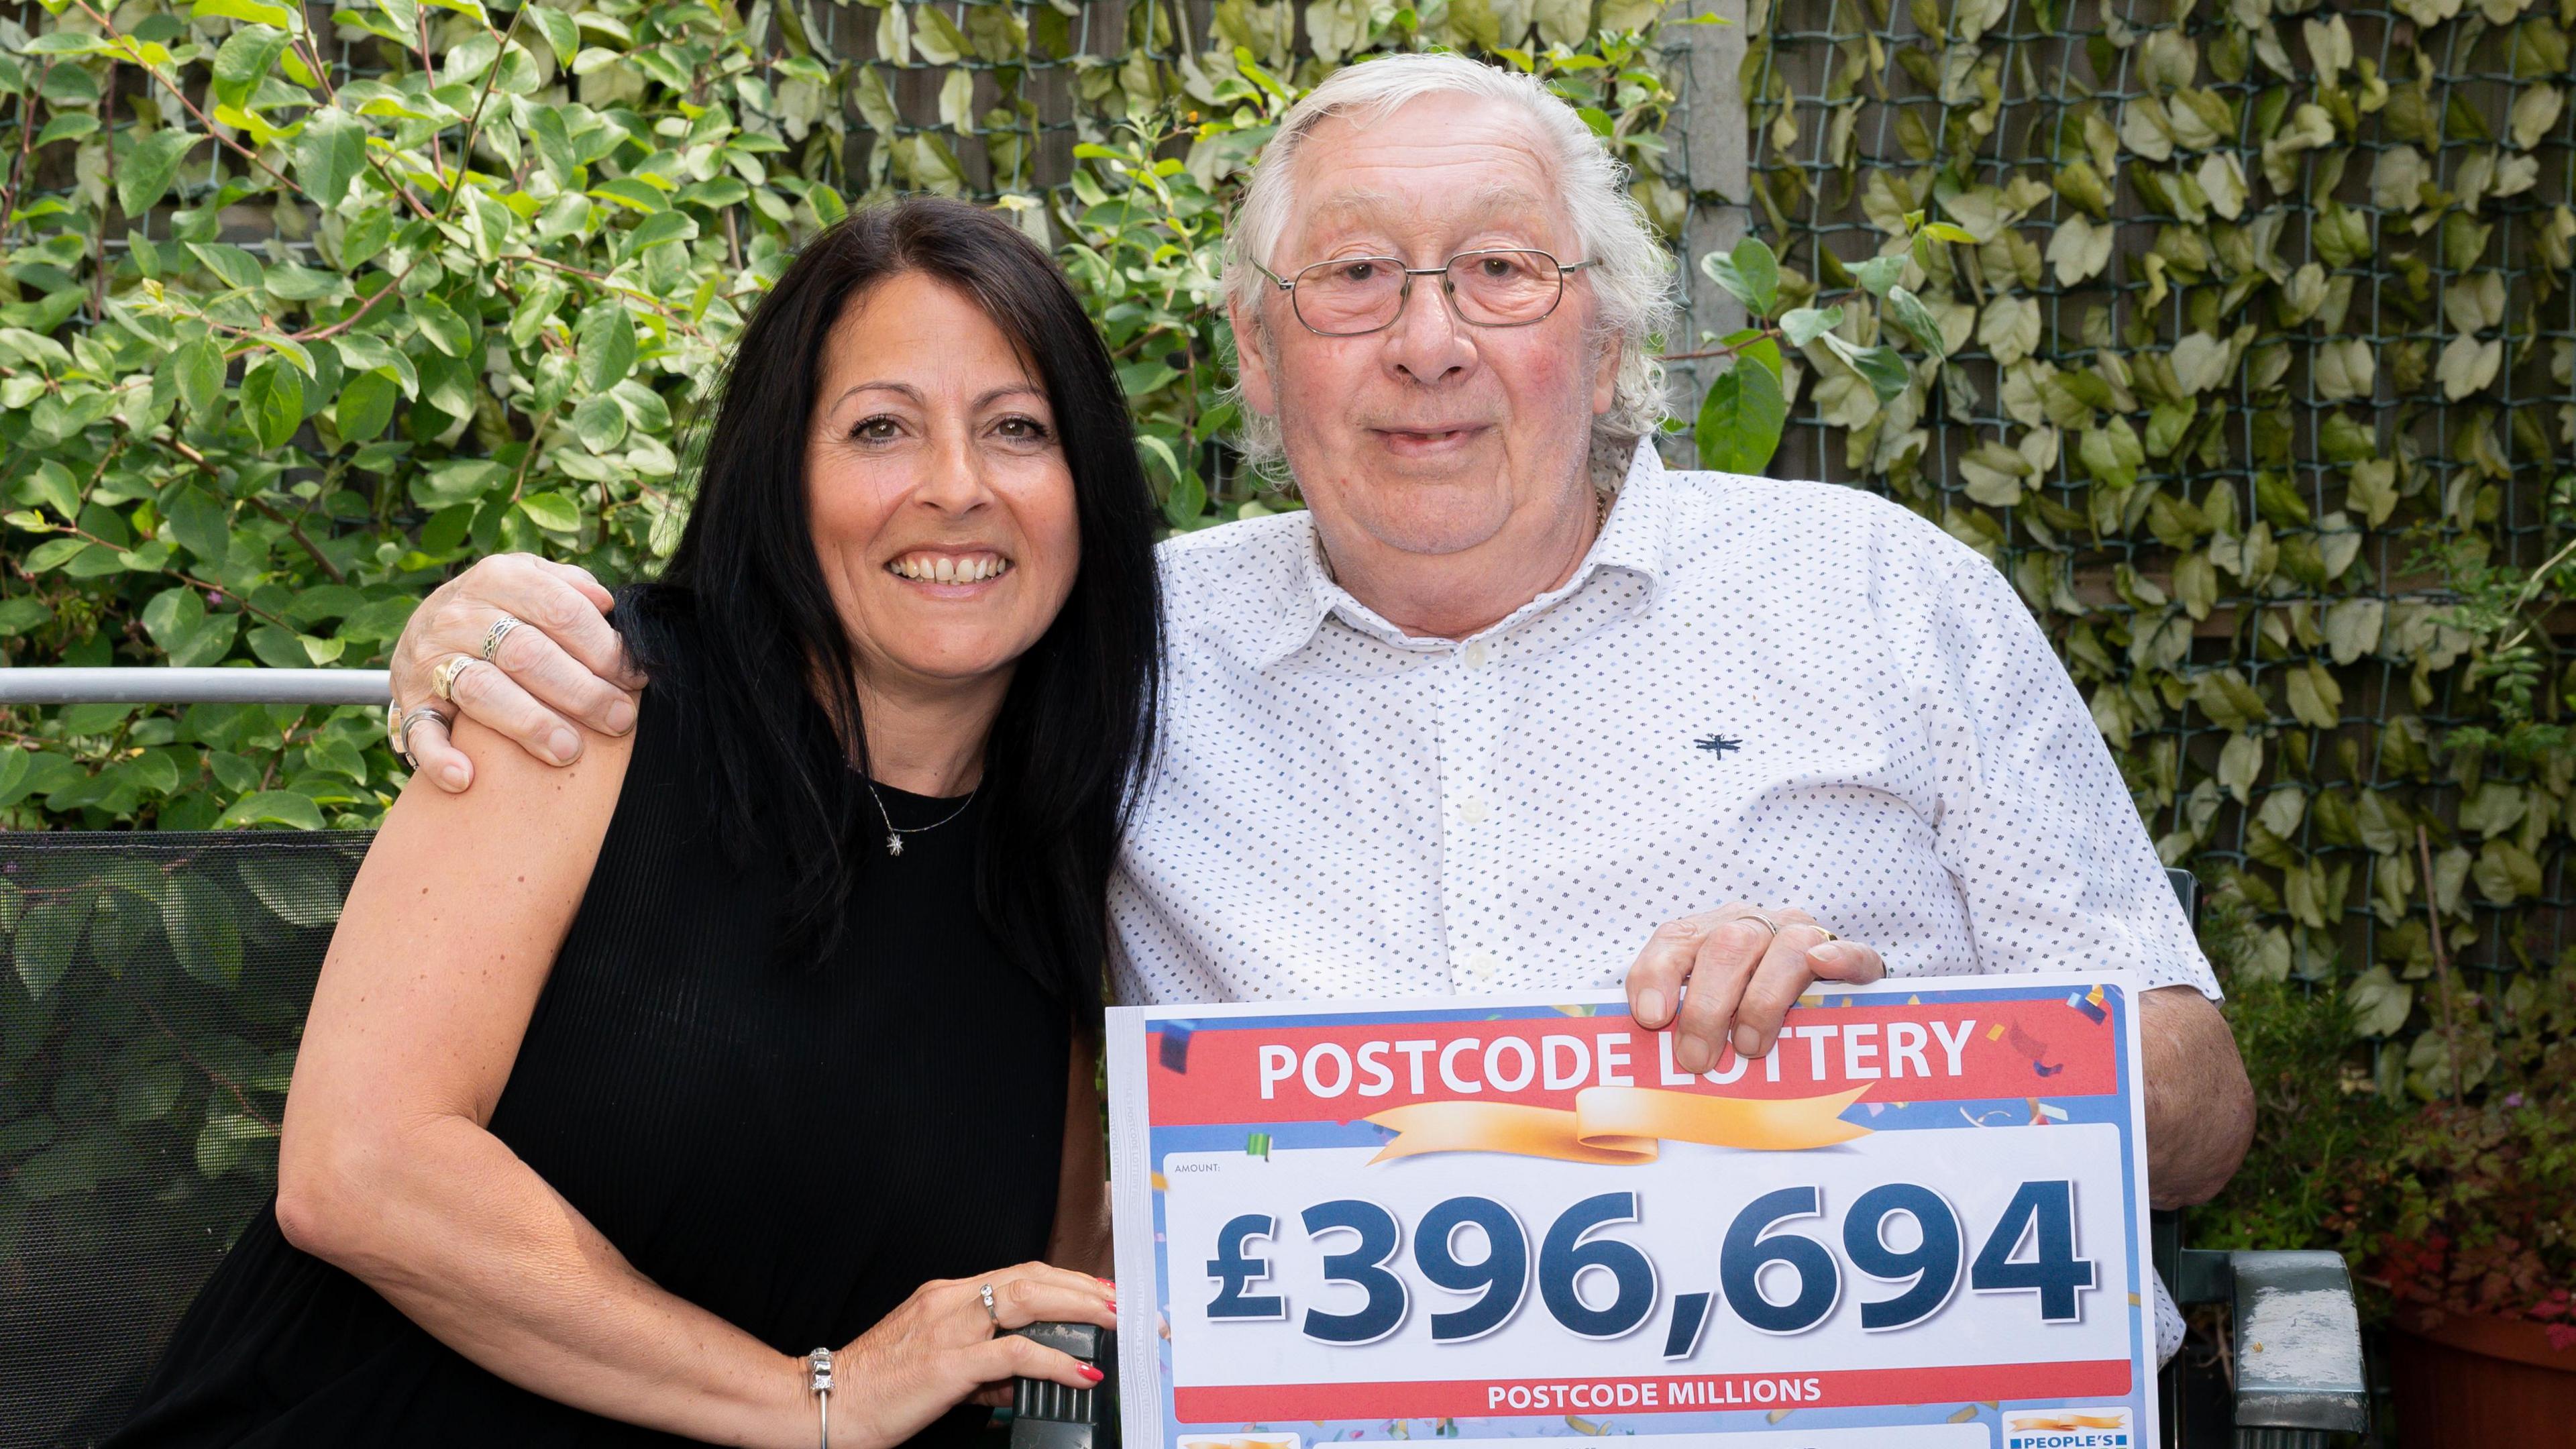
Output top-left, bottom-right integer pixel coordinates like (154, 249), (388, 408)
(1106, 974), (2156, 1449)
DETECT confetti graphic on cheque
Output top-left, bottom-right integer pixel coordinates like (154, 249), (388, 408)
(2005, 1021), (2065, 1077)
(1159, 1022), (1197, 1073)
(2069, 984), (2110, 1024)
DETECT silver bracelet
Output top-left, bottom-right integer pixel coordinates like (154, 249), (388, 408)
(805, 1346), (834, 1449)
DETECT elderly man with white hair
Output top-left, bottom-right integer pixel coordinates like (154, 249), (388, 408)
(384, 52), (2253, 1351)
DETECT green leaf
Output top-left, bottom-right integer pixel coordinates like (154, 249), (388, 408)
(2344, 965), (2413, 1038)
(1821, 334), (1911, 404)
(25, 538), (95, 573)
(575, 299), (637, 392)
(517, 490), (582, 533)
(0, 745), (30, 807)
(295, 108), (368, 209)
(217, 790), (326, 830)
(212, 24), (294, 110)
(571, 391), (627, 451)
(264, 264), (345, 302)
(164, 484), (233, 567)
(1849, 253), (1907, 296)
(161, 875), (243, 987)
(173, 337), (225, 419)
(1780, 305), (1843, 347)
(587, 176), (668, 213)
(1159, 466), (1208, 529)
(619, 209), (698, 259)
(196, 1112), (276, 1179)
(238, 359), (305, 449)
(0, 598), (55, 637)
(527, 5), (579, 65)
(411, 295), (472, 358)
(193, 0), (299, 26)
(1882, 285), (1947, 356)
(411, 458), (511, 509)
(1699, 237), (1780, 317)
(13, 894), (91, 998)
(188, 242), (268, 291)
(21, 458), (79, 520)
(117, 129), (202, 217)
(1695, 360), (1786, 475)
(335, 370), (398, 441)
(239, 854), (347, 926)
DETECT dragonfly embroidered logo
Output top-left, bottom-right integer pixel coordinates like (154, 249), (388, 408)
(1695, 735), (1742, 758)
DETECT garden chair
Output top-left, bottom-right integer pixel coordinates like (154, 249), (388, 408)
(0, 675), (2373, 1447)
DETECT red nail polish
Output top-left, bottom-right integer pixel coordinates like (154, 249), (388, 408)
(1108, 1300), (1119, 1313)
(1081, 1366), (1106, 1382)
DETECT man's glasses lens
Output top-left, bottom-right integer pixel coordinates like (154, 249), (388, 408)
(1291, 250), (1568, 335)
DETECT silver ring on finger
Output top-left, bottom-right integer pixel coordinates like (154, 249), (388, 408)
(397, 706), (447, 767)
(979, 1282), (1000, 1327)
(1723, 910), (1781, 940)
(431, 654), (478, 703)
(482, 613), (523, 663)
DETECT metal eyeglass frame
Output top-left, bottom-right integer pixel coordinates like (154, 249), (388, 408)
(1249, 248), (1601, 337)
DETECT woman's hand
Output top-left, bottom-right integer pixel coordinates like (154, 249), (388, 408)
(830, 1262), (1116, 1448)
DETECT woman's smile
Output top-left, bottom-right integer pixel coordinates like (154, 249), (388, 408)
(885, 549), (1016, 586)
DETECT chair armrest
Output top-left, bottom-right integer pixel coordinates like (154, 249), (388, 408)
(2222, 1250), (2370, 1434)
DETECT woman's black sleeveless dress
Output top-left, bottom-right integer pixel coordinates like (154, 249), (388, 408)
(109, 671), (1073, 1447)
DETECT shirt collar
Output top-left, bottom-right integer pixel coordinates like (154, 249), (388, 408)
(1256, 440), (1681, 668)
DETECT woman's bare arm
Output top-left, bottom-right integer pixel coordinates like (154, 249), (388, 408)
(1044, 1032), (1112, 1279)
(275, 716), (812, 1448)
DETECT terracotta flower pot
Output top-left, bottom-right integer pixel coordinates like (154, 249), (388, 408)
(2388, 1307), (2576, 1447)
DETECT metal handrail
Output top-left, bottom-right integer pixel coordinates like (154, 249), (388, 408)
(0, 667), (388, 706)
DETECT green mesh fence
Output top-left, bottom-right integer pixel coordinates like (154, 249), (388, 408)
(1742, 0), (2576, 1097)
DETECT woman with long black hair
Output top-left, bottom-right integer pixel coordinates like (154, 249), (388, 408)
(109, 197), (1160, 1448)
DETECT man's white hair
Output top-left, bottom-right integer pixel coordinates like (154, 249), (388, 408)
(1222, 52), (1680, 489)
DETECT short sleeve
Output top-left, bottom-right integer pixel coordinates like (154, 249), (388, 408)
(1888, 527), (2222, 998)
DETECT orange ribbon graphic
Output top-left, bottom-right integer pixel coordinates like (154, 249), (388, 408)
(1362, 1085), (1874, 1165)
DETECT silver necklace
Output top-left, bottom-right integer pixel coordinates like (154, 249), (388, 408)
(863, 778), (977, 856)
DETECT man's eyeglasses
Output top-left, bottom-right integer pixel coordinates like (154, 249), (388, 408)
(1250, 249), (1599, 337)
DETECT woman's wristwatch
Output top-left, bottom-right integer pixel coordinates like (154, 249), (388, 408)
(805, 1346), (835, 1448)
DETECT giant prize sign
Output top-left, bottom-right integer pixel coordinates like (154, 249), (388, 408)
(1107, 975), (2155, 1449)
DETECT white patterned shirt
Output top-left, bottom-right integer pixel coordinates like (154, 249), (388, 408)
(1106, 441), (2211, 1361)
(1109, 442), (2220, 1010)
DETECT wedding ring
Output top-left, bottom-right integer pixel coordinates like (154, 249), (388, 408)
(979, 1283), (1000, 1326)
(431, 654), (477, 703)
(482, 613), (522, 663)
(384, 697), (406, 759)
(1725, 910), (1782, 939)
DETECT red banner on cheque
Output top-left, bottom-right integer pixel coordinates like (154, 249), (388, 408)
(1145, 995), (2121, 1128)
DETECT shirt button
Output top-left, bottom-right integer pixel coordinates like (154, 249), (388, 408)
(1458, 794), (1489, 825)
(1460, 949), (1500, 982)
(1464, 640), (1489, 668)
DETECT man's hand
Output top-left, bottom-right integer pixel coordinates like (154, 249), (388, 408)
(390, 554), (645, 792)
(1624, 904), (1887, 1071)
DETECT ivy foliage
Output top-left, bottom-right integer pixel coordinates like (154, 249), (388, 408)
(1741, 0), (2576, 1287)
(0, 0), (1702, 833)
